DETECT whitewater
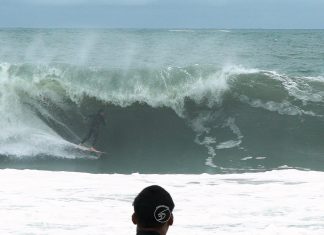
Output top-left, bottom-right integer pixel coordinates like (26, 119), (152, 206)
(1, 29), (324, 234)
(1, 169), (324, 235)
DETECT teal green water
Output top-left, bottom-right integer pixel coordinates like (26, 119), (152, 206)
(0, 29), (324, 173)
(1, 29), (324, 74)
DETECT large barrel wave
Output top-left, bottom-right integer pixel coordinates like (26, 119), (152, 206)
(1, 62), (324, 173)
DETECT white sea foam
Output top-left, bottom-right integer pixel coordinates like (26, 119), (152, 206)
(239, 95), (317, 116)
(0, 169), (323, 235)
(256, 156), (267, 160)
(264, 70), (324, 104)
(241, 156), (253, 161)
(216, 140), (241, 149)
(0, 63), (88, 158)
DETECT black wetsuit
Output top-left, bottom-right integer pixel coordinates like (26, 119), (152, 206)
(81, 113), (105, 146)
(136, 231), (161, 235)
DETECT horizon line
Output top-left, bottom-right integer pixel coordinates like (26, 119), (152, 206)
(1, 27), (324, 30)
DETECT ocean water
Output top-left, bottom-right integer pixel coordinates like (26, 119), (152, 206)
(1, 29), (324, 234)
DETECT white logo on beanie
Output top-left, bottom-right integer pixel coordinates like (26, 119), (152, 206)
(154, 205), (171, 223)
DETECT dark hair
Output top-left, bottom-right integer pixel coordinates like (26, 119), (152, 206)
(133, 185), (175, 228)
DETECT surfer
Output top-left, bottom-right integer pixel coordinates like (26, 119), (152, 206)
(80, 109), (106, 151)
(132, 185), (175, 235)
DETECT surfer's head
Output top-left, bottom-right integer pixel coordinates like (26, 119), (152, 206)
(132, 185), (174, 234)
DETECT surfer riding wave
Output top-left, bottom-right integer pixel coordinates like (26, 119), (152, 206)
(80, 109), (106, 151)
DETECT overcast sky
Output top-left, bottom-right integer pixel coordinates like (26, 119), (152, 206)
(0, 0), (323, 28)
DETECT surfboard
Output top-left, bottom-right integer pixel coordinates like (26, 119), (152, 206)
(74, 144), (106, 156)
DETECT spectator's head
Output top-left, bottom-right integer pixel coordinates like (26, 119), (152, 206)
(132, 185), (175, 235)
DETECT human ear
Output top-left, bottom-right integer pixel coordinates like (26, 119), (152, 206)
(132, 213), (138, 225)
(168, 213), (174, 226)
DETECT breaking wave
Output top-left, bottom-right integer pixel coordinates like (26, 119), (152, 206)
(1, 62), (324, 173)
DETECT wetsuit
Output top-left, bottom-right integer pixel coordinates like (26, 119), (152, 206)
(81, 113), (105, 146)
(136, 231), (161, 235)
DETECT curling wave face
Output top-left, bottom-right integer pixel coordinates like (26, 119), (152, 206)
(1, 62), (324, 173)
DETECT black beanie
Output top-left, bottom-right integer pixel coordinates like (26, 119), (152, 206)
(133, 185), (175, 228)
